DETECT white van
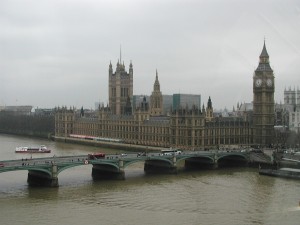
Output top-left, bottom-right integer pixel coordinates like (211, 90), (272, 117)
(161, 149), (182, 155)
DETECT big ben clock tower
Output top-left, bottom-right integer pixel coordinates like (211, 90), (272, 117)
(253, 40), (275, 147)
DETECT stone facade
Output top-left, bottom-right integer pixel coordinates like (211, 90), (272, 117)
(109, 60), (133, 115)
(55, 98), (250, 150)
(150, 70), (163, 116)
(55, 107), (75, 137)
(253, 41), (275, 146)
(284, 87), (300, 133)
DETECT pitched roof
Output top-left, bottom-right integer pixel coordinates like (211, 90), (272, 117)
(260, 40), (269, 58)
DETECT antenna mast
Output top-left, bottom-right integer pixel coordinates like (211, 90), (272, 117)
(120, 45), (122, 64)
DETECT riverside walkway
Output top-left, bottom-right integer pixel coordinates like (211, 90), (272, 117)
(0, 150), (249, 187)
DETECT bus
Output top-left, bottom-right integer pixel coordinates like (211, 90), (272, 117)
(88, 153), (105, 160)
(161, 149), (182, 156)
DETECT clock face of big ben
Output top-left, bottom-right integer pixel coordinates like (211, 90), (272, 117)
(255, 79), (262, 87)
(267, 79), (272, 87)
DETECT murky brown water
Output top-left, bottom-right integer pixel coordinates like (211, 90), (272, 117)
(0, 134), (299, 225)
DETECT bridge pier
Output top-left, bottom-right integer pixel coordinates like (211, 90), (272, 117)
(27, 165), (58, 187)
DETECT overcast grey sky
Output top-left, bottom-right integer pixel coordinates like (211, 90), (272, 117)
(1, 0), (300, 110)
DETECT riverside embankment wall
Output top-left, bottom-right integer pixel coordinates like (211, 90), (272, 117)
(53, 136), (166, 152)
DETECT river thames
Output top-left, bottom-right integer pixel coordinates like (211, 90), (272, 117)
(0, 134), (299, 225)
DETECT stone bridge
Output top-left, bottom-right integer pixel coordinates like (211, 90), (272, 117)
(0, 151), (249, 187)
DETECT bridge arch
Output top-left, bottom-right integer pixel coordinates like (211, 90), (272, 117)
(217, 153), (248, 167)
(0, 166), (50, 176)
(91, 161), (120, 170)
(179, 155), (215, 170)
(123, 157), (173, 168)
(176, 155), (215, 164)
(57, 163), (91, 175)
(90, 161), (123, 180)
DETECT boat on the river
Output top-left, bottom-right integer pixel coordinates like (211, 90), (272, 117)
(15, 145), (51, 153)
(259, 167), (300, 180)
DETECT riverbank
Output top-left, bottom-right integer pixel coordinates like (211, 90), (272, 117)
(53, 136), (167, 152)
(0, 131), (52, 140)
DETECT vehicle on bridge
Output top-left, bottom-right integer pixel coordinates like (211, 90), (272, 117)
(88, 153), (106, 159)
(161, 149), (182, 156)
(15, 145), (51, 153)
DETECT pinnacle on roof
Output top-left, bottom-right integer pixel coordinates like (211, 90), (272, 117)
(153, 69), (161, 92)
(260, 40), (269, 58)
(255, 39), (273, 72)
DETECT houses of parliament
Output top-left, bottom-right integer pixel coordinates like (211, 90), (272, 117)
(55, 42), (275, 150)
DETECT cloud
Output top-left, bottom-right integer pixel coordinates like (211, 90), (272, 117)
(0, 0), (300, 109)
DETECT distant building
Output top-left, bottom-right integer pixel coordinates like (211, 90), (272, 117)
(237, 102), (253, 112)
(162, 95), (172, 115)
(133, 95), (150, 112)
(34, 108), (55, 116)
(284, 87), (300, 106)
(134, 94), (197, 116)
(0, 106), (33, 116)
(289, 110), (300, 134)
(284, 87), (300, 133)
(234, 102), (253, 123)
(172, 94), (201, 111)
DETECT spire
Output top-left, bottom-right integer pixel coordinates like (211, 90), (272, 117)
(207, 96), (212, 109)
(255, 39), (273, 72)
(260, 39), (269, 58)
(109, 60), (113, 74)
(124, 95), (132, 115)
(202, 104), (205, 113)
(129, 60), (133, 74)
(153, 69), (160, 91)
(80, 106), (84, 117)
(120, 45), (122, 64)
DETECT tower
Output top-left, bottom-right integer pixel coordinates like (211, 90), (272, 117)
(205, 96), (213, 121)
(150, 70), (163, 116)
(108, 56), (133, 115)
(253, 40), (275, 146)
(54, 107), (75, 138)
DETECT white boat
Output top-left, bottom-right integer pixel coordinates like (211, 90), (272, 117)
(15, 145), (51, 153)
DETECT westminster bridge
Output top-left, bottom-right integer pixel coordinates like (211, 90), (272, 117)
(0, 151), (251, 187)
